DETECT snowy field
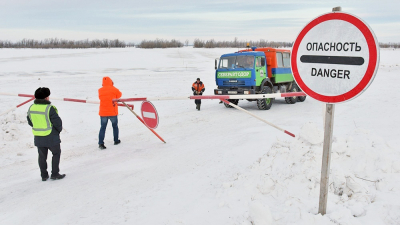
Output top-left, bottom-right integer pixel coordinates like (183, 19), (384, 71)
(0, 47), (399, 225)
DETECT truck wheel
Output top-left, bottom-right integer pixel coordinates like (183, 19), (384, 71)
(257, 86), (273, 110)
(297, 95), (307, 102)
(224, 99), (239, 108)
(297, 86), (307, 102)
(285, 83), (299, 104)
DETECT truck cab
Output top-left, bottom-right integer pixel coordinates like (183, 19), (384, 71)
(214, 51), (266, 95)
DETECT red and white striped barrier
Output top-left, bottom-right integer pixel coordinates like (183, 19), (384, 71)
(220, 99), (295, 137)
(112, 93), (303, 138)
(113, 92), (306, 102)
(0, 93), (35, 98)
(0, 92), (133, 116)
(191, 92), (306, 100)
(1, 92), (301, 138)
(0, 97), (35, 116)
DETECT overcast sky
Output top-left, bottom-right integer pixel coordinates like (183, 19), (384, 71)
(0, 0), (399, 44)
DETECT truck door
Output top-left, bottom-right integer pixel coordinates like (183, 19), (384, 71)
(255, 56), (266, 86)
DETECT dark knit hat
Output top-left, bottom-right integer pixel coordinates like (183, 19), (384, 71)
(196, 78), (200, 81)
(34, 87), (51, 99)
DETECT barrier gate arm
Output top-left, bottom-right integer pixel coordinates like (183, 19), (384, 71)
(113, 92), (306, 102)
(219, 99), (295, 138)
(0, 93), (133, 109)
(0, 97), (35, 116)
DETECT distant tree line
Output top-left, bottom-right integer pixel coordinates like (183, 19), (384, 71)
(0, 38), (398, 49)
(0, 38), (133, 48)
(137, 39), (183, 48)
(193, 38), (293, 48)
(193, 38), (400, 49)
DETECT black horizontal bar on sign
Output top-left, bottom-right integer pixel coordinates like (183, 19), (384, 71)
(300, 55), (364, 66)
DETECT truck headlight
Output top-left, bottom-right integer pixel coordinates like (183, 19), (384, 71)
(244, 91), (249, 94)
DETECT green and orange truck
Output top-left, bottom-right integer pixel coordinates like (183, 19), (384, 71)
(214, 47), (306, 110)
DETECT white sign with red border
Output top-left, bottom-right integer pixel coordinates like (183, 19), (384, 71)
(141, 101), (159, 129)
(291, 12), (379, 103)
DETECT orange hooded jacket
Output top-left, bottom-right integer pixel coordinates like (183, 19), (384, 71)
(98, 77), (122, 117)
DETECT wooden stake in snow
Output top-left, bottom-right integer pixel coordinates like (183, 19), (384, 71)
(318, 103), (335, 214)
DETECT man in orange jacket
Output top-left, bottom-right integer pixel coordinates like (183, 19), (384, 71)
(98, 77), (122, 150)
(192, 78), (205, 110)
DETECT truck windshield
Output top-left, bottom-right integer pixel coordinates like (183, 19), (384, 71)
(237, 56), (254, 68)
(219, 56), (236, 69)
(219, 55), (254, 69)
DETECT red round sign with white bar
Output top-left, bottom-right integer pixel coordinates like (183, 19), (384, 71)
(291, 12), (379, 103)
(141, 101), (159, 129)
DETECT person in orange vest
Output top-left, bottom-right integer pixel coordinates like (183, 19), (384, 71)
(192, 78), (205, 110)
(98, 77), (122, 150)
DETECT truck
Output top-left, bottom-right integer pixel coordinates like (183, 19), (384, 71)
(214, 47), (306, 110)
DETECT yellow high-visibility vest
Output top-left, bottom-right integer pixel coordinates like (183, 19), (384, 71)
(28, 104), (56, 136)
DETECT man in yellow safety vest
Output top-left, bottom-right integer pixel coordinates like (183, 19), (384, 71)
(27, 87), (66, 181)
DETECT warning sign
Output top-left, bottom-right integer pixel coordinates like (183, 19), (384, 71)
(291, 12), (379, 103)
(141, 101), (159, 129)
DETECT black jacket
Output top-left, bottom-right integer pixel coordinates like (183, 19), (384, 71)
(27, 99), (62, 147)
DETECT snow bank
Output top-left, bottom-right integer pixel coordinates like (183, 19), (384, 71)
(218, 122), (400, 225)
(0, 111), (35, 167)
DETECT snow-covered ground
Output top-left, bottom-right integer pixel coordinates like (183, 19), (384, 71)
(0, 47), (399, 225)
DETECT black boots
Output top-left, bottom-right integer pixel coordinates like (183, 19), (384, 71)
(99, 140), (120, 149)
(196, 104), (201, 111)
(42, 174), (65, 181)
(51, 174), (66, 180)
(42, 175), (49, 181)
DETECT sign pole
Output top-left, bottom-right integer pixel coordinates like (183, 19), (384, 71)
(318, 103), (335, 215)
(317, 6), (341, 215)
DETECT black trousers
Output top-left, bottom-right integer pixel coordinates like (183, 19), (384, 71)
(37, 144), (61, 177)
(194, 92), (202, 105)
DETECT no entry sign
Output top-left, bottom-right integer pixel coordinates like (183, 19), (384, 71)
(291, 12), (379, 103)
(141, 101), (159, 129)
